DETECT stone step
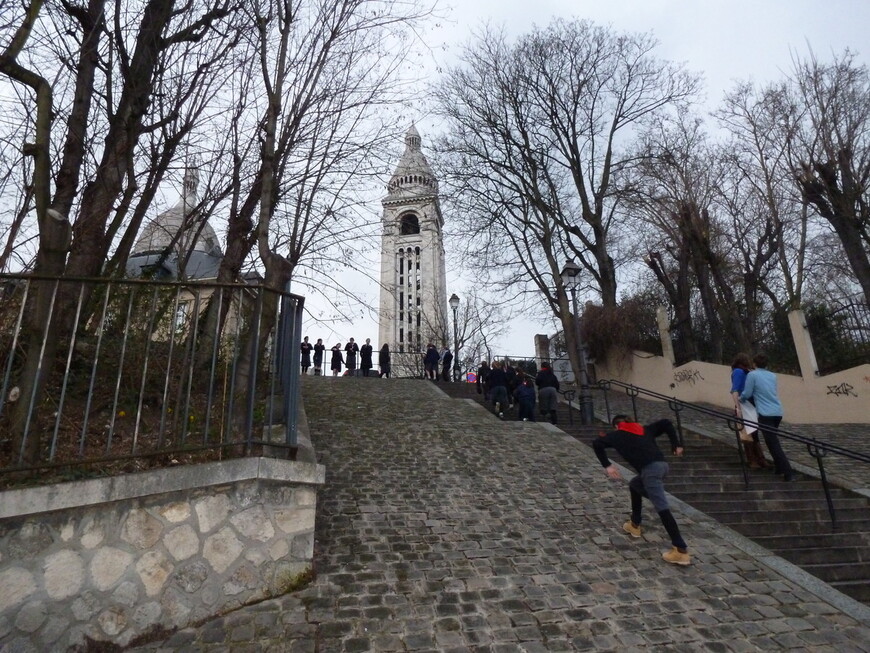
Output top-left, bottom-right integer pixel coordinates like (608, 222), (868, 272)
(674, 497), (869, 513)
(697, 506), (865, 525)
(828, 579), (870, 603)
(755, 532), (870, 551)
(776, 546), (868, 566)
(729, 518), (870, 537)
(667, 483), (851, 498)
(801, 561), (870, 583)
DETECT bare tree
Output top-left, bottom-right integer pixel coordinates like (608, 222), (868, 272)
(434, 19), (698, 381)
(786, 50), (870, 306)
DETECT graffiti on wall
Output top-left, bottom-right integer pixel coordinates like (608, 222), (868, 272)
(826, 382), (858, 397)
(673, 368), (704, 386)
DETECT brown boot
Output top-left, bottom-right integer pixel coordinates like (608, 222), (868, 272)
(750, 441), (770, 468)
(742, 441), (762, 469)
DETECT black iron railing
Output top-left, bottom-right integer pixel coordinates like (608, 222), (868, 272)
(595, 379), (870, 531)
(0, 274), (303, 484)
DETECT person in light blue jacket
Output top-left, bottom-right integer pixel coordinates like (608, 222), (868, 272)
(740, 353), (794, 481)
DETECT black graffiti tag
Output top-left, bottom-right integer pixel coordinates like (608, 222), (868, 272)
(826, 382), (858, 397)
(673, 369), (704, 386)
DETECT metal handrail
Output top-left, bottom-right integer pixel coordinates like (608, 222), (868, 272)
(595, 379), (870, 531)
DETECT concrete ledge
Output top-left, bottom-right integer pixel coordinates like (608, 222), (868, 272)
(0, 456), (325, 520)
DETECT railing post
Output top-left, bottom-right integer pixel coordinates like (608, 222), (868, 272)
(245, 289), (264, 454)
(808, 440), (838, 531)
(626, 385), (639, 422)
(598, 380), (612, 425)
(727, 413), (751, 490)
(667, 399), (686, 449)
(277, 283), (303, 454)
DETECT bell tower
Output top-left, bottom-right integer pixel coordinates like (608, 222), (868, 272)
(378, 126), (448, 374)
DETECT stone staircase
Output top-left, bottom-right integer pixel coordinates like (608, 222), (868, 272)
(439, 380), (870, 605)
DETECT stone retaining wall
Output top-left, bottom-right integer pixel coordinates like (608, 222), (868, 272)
(0, 457), (325, 651)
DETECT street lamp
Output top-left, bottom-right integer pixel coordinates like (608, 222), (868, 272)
(449, 293), (460, 382)
(560, 262), (594, 424)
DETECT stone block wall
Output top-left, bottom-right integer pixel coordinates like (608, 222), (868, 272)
(0, 457), (325, 650)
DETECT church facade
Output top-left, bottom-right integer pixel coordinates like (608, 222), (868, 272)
(378, 127), (448, 375)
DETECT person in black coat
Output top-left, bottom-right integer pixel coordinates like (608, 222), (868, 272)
(330, 343), (344, 377)
(440, 346), (454, 382)
(344, 338), (359, 374)
(300, 336), (312, 375)
(488, 361), (509, 418)
(476, 361), (491, 399)
(513, 375), (536, 421)
(360, 338), (374, 377)
(423, 343), (439, 380)
(535, 362), (560, 424)
(378, 343), (391, 378)
(312, 338), (325, 376)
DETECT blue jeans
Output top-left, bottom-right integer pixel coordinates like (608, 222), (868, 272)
(629, 461), (687, 549)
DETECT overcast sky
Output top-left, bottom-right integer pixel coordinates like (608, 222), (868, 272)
(306, 0), (870, 357)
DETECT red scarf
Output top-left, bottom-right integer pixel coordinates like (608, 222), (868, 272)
(617, 422), (644, 435)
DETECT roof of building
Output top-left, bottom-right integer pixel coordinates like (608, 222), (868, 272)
(129, 165), (224, 280)
(384, 125), (439, 202)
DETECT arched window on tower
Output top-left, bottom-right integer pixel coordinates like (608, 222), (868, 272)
(400, 213), (420, 235)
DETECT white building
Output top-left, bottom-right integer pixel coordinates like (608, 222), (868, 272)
(378, 126), (448, 376)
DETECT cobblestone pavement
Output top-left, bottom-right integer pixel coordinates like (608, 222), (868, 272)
(588, 386), (870, 490)
(139, 377), (870, 651)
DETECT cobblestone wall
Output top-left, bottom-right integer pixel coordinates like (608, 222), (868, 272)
(0, 458), (324, 650)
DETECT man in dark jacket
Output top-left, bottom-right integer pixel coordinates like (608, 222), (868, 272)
(360, 338), (374, 377)
(488, 361), (509, 418)
(440, 347), (454, 382)
(535, 362), (560, 424)
(592, 415), (690, 566)
(344, 338), (359, 375)
(423, 344), (439, 380)
(476, 361), (491, 399)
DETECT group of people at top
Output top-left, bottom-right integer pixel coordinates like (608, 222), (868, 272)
(474, 360), (561, 423)
(299, 338), (456, 380)
(299, 337), (392, 378)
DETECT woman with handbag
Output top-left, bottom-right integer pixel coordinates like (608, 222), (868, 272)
(730, 352), (768, 469)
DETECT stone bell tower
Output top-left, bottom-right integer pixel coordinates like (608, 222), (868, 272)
(378, 126), (448, 373)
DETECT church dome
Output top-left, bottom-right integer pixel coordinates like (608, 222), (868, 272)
(131, 166), (222, 258)
(385, 125), (438, 199)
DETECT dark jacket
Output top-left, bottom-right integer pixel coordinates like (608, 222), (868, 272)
(378, 347), (390, 368)
(514, 383), (536, 404)
(441, 350), (453, 368)
(300, 341), (312, 365)
(344, 342), (359, 368)
(360, 344), (373, 369)
(535, 368), (560, 391)
(330, 347), (344, 369)
(313, 343), (325, 365)
(592, 420), (680, 473)
(476, 363), (490, 394)
(488, 368), (508, 388)
(424, 346), (440, 367)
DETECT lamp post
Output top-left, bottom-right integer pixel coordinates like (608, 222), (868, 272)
(448, 293), (460, 381)
(560, 262), (594, 424)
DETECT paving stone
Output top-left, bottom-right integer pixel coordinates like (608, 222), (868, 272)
(130, 379), (870, 651)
